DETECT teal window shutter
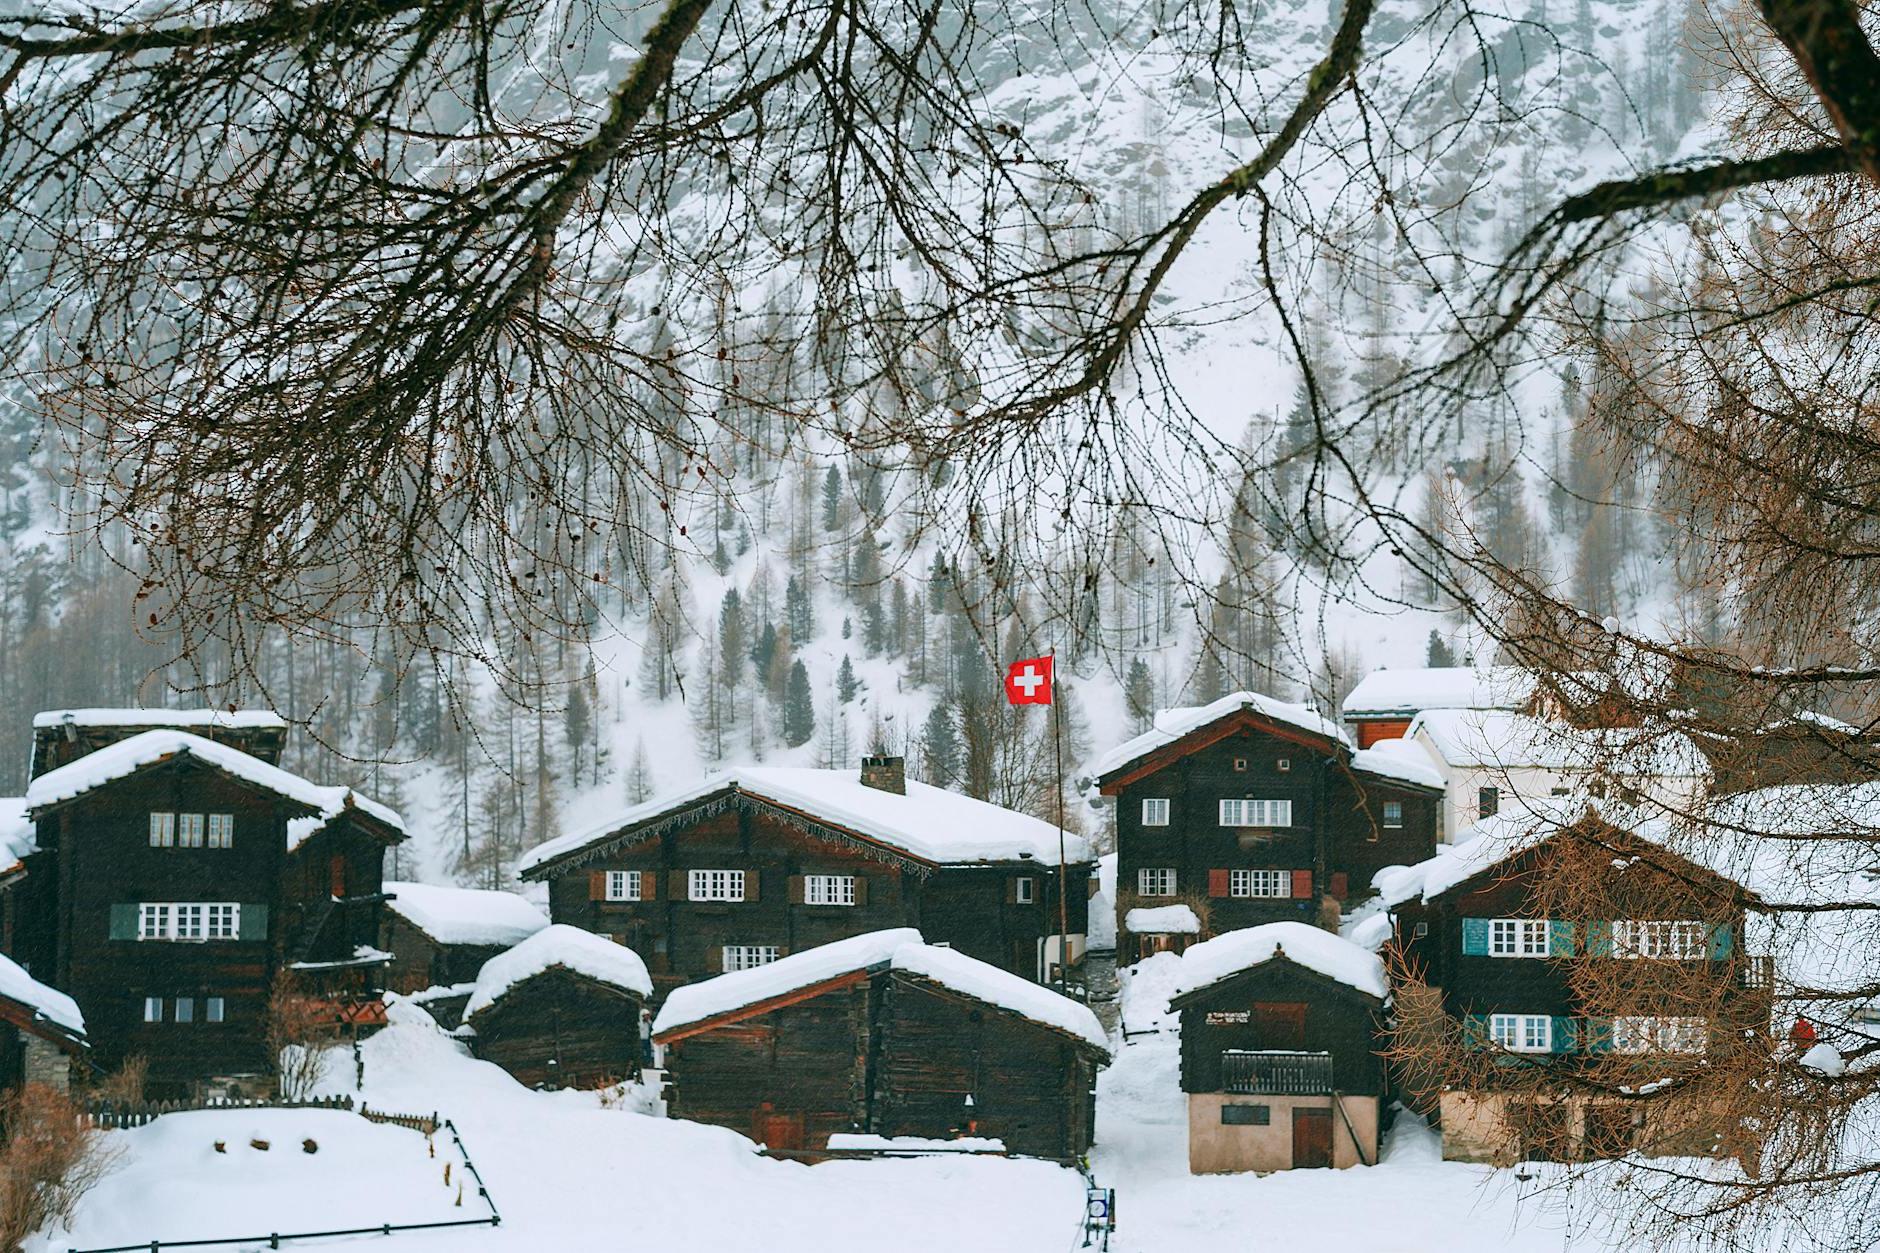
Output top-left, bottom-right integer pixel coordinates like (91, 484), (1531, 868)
(1583, 1017), (1613, 1053)
(108, 903), (137, 940)
(1552, 1016), (1579, 1053)
(239, 904), (270, 942)
(1461, 1013), (1490, 1049)
(1587, 920), (1613, 958)
(1548, 921), (1577, 956)
(1707, 924), (1734, 959)
(1461, 918), (1490, 956)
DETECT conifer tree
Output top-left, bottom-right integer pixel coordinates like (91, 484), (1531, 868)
(626, 738), (653, 804)
(1426, 631), (1457, 668)
(837, 654), (860, 703)
(820, 464), (845, 532)
(782, 659), (815, 746)
(785, 574), (814, 641)
(1125, 657), (1157, 732)
(718, 588), (748, 692)
(918, 703), (963, 788)
(751, 620), (778, 679)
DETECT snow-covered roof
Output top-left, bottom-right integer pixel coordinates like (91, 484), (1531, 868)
(1409, 709), (1709, 777)
(1094, 691), (1348, 781)
(521, 766), (1089, 874)
(1347, 739), (1446, 790)
(384, 882), (548, 948)
(0, 951), (84, 1039)
(1168, 922), (1390, 1003)
(652, 929), (1109, 1054)
(824, 1134), (1006, 1154)
(1342, 667), (1535, 719)
(1124, 904), (1200, 934)
(1371, 798), (1597, 907)
(23, 730), (404, 847)
(32, 708), (287, 731)
(464, 925), (652, 1019)
(0, 798), (37, 870)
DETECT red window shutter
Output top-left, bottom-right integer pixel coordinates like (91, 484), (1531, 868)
(639, 870), (657, 901)
(668, 870), (689, 899)
(743, 871), (760, 903)
(1329, 872), (1349, 899)
(852, 876), (869, 906)
(704, 946), (723, 973)
(588, 871), (607, 901)
(1005, 878), (1019, 905)
(329, 855), (347, 898)
(1291, 870), (1314, 899)
(1207, 869), (1230, 898)
(788, 875), (805, 905)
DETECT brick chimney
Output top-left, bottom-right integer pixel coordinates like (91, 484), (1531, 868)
(859, 754), (906, 795)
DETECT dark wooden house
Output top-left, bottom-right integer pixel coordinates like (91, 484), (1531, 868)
(1379, 807), (1772, 1164)
(380, 881), (548, 993)
(520, 757), (1093, 996)
(1168, 922), (1390, 1172)
(462, 925), (651, 1090)
(652, 929), (1108, 1161)
(16, 725), (404, 1097)
(0, 952), (88, 1094)
(1095, 692), (1442, 953)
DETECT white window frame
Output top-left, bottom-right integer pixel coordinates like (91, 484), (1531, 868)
(1490, 1013), (1552, 1053)
(178, 813), (206, 848)
(149, 813), (176, 848)
(1612, 1016), (1708, 1055)
(206, 997), (226, 1023)
(205, 903), (239, 939)
(1136, 868), (1177, 897)
(1611, 920), (1708, 961)
(138, 903), (172, 940)
(1488, 918), (1550, 958)
(1013, 877), (1035, 905)
(138, 902), (239, 941)
(805, 874), (857, 906)
(174, 996), (195, 1024)
(605, 870), (641, 902)
(207, 813), (234, 849)
(1230, 869), (1289, 898)
(721, 945), (779, 972)
(1140, 798), (1170, 827)
(143, 996), (163, 1023)
(1382, 801), (1404, 829)
(1219, 799), (1293, 828)
(174, 904), (205, 941)
(689, 870), (746, 902)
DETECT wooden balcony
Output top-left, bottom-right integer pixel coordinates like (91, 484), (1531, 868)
(1221, 1050), (1334, 1096)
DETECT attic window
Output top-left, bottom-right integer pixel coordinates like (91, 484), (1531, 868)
(1277, 758), (1291, 773)
(1234, 758), (1248, 772)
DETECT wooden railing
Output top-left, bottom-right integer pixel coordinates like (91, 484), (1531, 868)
(1221, 1050), (1334, 1096)
(82, 1094), (355, 1130)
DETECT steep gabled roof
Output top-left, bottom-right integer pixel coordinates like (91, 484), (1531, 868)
(520, 766), (1088, 878)
(464, 925), (652, 1021)
(30, 708), (288, 731)
(651, 929), (1109, 1055)
(384, 882), (549, 948)
(1342, 667), (1536, 720)
(24, 729), (405, 847)
(0, 951), (85, 1048)
(1168, 922), (1390, 1006)
(1093, 692), (1348, 791)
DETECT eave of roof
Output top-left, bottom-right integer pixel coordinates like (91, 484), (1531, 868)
(1096, 707), (1346, 795)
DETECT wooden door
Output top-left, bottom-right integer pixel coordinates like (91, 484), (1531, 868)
(1252, 1001), (1308, 1050)
(1292, 1107), (1334, 1169)
(753, 1103), (805, 1152)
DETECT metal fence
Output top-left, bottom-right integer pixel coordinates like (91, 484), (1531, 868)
(1220, 1050), (1334, 1096)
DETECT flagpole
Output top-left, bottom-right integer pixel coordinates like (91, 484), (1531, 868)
(1052, 653), (1069, 993)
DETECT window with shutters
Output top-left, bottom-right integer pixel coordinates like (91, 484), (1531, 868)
(605, 870), (641, 902)
(1219, 799), (1292, 828)
(1488, 918), (1549, 957)
(1612, 1016), (1708, 1054)
(1382, 801), (1403, 829)
(1136, 868), (1177, 896)
(138, 904), (171, 940)
(148, 813), (176, 848)
(178, 813), (206, 848)
(689, 870), (746, 902)
(805, 874), (856, 906)
(1013, 877), (1035, 905)
(137, 902), (240, 941)
(722, 945), (779, 972)
(206, 997), (226, 1023)
(1140, 798), (1170, 827)
(207, 814), (234, 849)
(174, 904), (205, 940)
(1611, 920), (1708, 960)
(143, 997), (163, 1024)
(1490, 1013), (1551, 1052)
(1230, 869), (1289, 898)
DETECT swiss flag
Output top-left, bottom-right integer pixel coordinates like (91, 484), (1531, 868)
(1005, 655), (1054, 706)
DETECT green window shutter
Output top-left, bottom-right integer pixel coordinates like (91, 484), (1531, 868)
(108, 903), (137, 940)
(1586, 920), (1613, 958)
(1461, 918), (1490, 956)
(1552, 1016), (1579, 1054)
(1460, 1013), (1490, 1050)
(1583, 1017), (1613, 1053)
(1707, 924), (1734, 959)
(1548, 921), (1577, 957)
(239, 904), (270, 942)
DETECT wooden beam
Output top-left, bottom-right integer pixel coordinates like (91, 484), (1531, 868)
(652, 968), (877, 1044)
(1098, 709), (1345, 795)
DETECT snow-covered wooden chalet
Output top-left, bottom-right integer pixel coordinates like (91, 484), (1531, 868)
(463, 924), (652, 1090)
(651, 929), (1109, 1160)
(381, 880), (548, 993)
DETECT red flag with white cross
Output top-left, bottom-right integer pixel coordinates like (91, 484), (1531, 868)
(1005, 655), (1054, 705)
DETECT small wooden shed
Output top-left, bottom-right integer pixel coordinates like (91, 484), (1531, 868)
(653, 929), (1110, 1161)
(463, 925), (651, 1090)
(381, 881), (548, 993)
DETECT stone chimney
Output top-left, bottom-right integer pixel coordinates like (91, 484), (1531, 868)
(859, 754), (906, 795)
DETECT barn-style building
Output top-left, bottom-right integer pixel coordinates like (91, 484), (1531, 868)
(1096, 691), (1443, 950)
(1168, 922), (1390, 1172)
(651, 929), (1109, 1161)
(520, 757), (1092, 995)
(381, 880), (548, 994)
(9, 714), (404, 1096)
(463, 924), (651, 1090)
